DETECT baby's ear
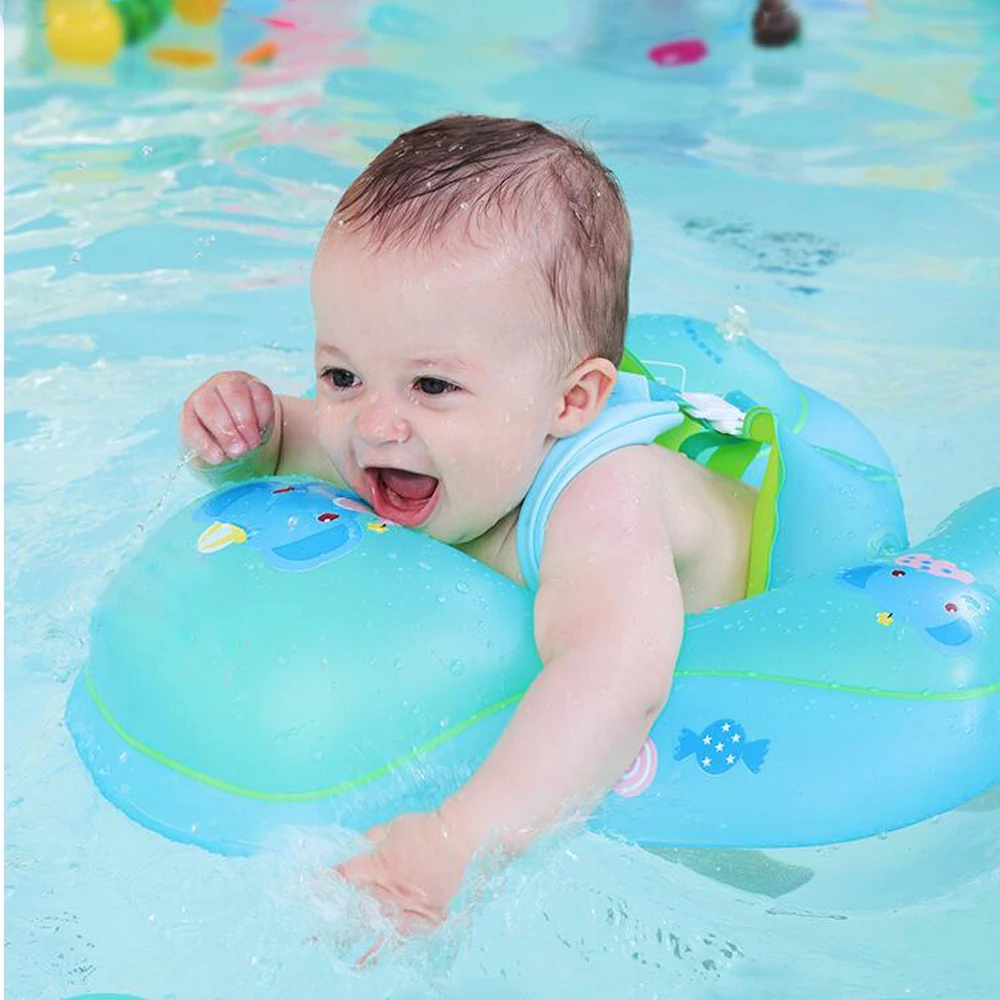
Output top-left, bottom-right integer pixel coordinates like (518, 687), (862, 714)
(552, 358), (618, 438)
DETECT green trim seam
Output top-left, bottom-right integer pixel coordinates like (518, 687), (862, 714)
(83, 666), (525, 803)
(84, 665), (999, 804)
(811, 443), (896, 483)
(675, 669), (1000, 701)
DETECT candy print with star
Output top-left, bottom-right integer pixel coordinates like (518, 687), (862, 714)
(674, 719), (770, 775)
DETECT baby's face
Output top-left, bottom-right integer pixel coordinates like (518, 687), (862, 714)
(310, 228), (566, 544)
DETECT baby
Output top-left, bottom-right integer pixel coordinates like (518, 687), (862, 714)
(181, 115), (755, 940)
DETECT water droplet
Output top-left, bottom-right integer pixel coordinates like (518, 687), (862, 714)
(717, 304), (749, 343)
(455, 581), (470, 594)
(448, 659), (465, 676)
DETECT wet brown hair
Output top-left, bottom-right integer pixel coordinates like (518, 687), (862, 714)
(329, 115), (632, 367)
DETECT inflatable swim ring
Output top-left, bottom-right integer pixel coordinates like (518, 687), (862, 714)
(66, 315), (999, 855)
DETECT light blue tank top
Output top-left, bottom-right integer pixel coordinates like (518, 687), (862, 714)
(515, 372), (688, 590)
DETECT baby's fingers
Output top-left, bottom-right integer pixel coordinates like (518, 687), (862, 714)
(248, 379), (275, 443)
(334, 852), (377, 891)
(352, 906), (436, 970)
(180, 406), (227, 465)
(191, 385), (253, 460)
(354, 935), (387, 970)
(215, 377), (266, 451)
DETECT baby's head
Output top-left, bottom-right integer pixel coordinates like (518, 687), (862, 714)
(310, 115), (632, 545)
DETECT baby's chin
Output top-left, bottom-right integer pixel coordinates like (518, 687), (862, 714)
(444, 503), (522, 552)
(419, 516), (478, 546)
(417, 501), (502, 547)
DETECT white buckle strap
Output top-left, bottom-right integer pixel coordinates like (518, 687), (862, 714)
(679, 392), (746, 436)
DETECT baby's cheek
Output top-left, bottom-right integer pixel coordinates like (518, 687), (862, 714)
(315, 423), (350, 472)
(475, 453), (522, 504)
(314, 410), (342, 448)
(501, 448), (540, 494)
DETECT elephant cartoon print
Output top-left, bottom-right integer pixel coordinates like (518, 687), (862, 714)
(839, 552), (989, 655)
(193, 480), (390, 572)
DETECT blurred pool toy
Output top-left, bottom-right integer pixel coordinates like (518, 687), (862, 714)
(173, 0), (226, 25)
(149, 44), (215, 67)
(215, 0), (291, 66)
(44, 0), (169, 66)
(65, 315), (998, 856)
(647, 38), (708, 68)
(237, 39), (279, 66)
(41, 0), (286, 70)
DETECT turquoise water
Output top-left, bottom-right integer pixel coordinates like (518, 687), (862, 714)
(5, 0), (999, 997)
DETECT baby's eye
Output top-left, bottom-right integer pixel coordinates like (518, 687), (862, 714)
(414, 376), (460, 397)
(323, 367), (359, 390)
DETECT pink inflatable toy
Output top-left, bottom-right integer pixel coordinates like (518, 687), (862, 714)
(647, 38), (709, 67)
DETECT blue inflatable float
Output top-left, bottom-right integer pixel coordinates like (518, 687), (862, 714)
(66, 315), (1000, 855)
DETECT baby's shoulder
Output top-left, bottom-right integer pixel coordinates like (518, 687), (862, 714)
(479, 444), (671, 585)
(486, 441), (753, 594)
(553, 442), (754, 579)
(561, 440), (697, 512)
(547, 442), (676, 534)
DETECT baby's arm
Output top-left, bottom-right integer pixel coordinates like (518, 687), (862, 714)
(335, 445), (684, 941)
(441, 444), (683, 854)
(180, 371), (339, 484)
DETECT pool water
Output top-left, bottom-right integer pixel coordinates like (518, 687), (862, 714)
(5, 0), (999, 997)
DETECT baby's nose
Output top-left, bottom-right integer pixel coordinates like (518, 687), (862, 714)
(356, 392), (410, 445)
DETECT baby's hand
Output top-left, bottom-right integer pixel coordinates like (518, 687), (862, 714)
(181, 371), (275, 466)
(334, 810), (473, 961)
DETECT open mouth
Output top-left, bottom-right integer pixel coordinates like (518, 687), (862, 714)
(366, 467), (441, 527)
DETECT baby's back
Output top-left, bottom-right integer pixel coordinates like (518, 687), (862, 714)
(650, 445), (756, 613)
(474, 443), (756, 613)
